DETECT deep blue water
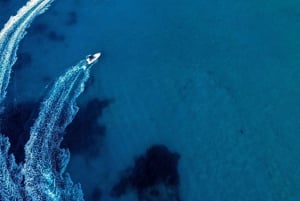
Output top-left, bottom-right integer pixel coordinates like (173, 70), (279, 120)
(2, 0), (300, 201)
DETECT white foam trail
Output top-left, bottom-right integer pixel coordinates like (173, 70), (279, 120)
(23, 53), (100, 201)
(0, 135), (23, 201)
(0, 0), (54, 104)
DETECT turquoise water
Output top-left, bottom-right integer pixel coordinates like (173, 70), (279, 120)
(1, 0), (300, 201)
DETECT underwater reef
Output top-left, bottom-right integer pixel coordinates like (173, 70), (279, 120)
(0, 0), (99, 200)
(111, 145), (182, 201)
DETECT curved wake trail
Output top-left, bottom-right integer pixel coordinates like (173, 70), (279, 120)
(0, 1), (55, 200)
(23, 53), (100, 201)
(0, 0), (101, 200)
(0, 0), (54, 104)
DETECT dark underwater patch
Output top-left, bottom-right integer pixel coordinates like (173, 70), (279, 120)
(31, 23), (48, 35)
(14, 51), (32, 70)
(0, 0), (10, 4)
(0, 101), (38, 162)
(65, 11), (78, 26)
(91, 187), (102, 201)
(62, 98), (111, 157)
(47, 31), (65, 41)
(30, 23), (65, 43)
(111, 144), (182, 201)
(1, 97), (110, 162)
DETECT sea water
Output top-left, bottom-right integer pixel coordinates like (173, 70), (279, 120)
(1, 0), (300, 201)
